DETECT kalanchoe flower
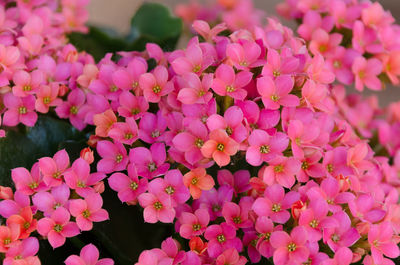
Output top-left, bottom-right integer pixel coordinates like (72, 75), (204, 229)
(69, 192), (109, 231)
(0, 223), (20, 252)
(215, 248), (247, 265)
(38, 149), (70, 187)
(179, 208), (210, 239)
(108, 164), (148, 204)
(7, 206), (37, 239)
(138, 191), (175, 224)
(183, 167), (215, 199)
(257, 75), (299, 110)
(262, 156), (301, 188)
(368, 221), (400, 264)
(140, 65), (174, 103)
(96, 140), (128, 174)
(65, 244), (114, 265)
(55, 89), (87, 130)
(352, 57), (382, 91)
(117, 92), (149, 119)
(201, 129), (239, 167)
(204, 222), (242, 258)
(33, 184), (70, 217)
(177, 73), (213, 105)
(3, 237), (41, 265)
(37, 207), (79, 248)
(11, 165), (46, 196)
(3, 93), (38, 127)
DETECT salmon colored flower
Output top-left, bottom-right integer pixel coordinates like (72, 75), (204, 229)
(183, 167), (215, 199)
(201, 129), (239, 167)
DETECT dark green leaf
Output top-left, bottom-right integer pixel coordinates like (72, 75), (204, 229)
(128, 3), (182, 51)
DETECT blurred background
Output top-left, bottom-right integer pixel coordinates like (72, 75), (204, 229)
(87, 0), (400, 104)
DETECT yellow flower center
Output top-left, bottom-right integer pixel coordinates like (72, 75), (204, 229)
(19, 106), (27, 114)
(53, 224), (63, 232)
(192, 223), (201, 231)
(130, 181), (138, 190)
(271, 94), (280, 102)
(191, 177), (199, 185)
(260, 145), (270, 154)
(153, 201), (163, 210)
(152, 85), (161, 94)
(271, 203), (281, 212)
(216, 143), (225, 151)
(70, 106), (78, 115)
(309, 219), (319, 228)
(148, 162), (157, 172)
(301, 161), (309, 170)
(165, 186), (175, 195)
(116, 154), (123, 163)
(226, 85), (235, 93)
(217, 234), (226, 243)
(274, 165), (284, 173)
(195, 138), (204, 148)
(287, 243), (297, 252)
(82, 209), (91, 218)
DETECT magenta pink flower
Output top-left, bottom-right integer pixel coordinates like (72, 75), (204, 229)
(35, 83), (63, 113)
(262, 49), (299, 78)
(270, 226), (310, 265)
(112, 57), (147, 92)
(64, 158), (106, 197)
(3, 93), (37, 127)
(108, 118), (139, 145)
(172, 120), (208, 166)
(198, 186), (233, 221)
(211, 64), (252, 100)
(352, 57), (382, 91)
(12, 69), (43, 97)
(129, 143), (170, 179)
(246, 130), (288, 166)
(309, 29), (342, 57)
(171, 37), (213, 75)
(322, 211), (360, 252)
(148, 169), (190, 206)
(201, 129), (239, 167)
(139, 65), (174, 103)
(192, 20), (226, 42)
(320, 247), (353, 265)
(117, 92), (149, 120)
(37, 207), (79, 248)
(257, 76), (299, 110)
(252, 184), (299, 224)
(221, 201), (252, 229)
(287, 119), (321, 159)
(0, 191), (30, 218)
(255, 216), (282, 258)
(348, 194), (386, 223)
(32, 184), (70, 217)
(38, 149), (70, 187)
(215, 248), (247, 265)
(299, 199), (336, 242)
(11, 166), (46, 196)
(138, 191), (175, 224)
(307, 54), (335, 85)
(55, 89), (86, 130)
(179, 208), (209, 239)
(65, 244), (114, 265)
(207, 106), (247, 144)
(226, 39), (261, 70)
(262, 156), (301, 188)
(177, 73), (213, 105)
(138, 111), (167, 144)
(3, 237), (40, 265)
(296, 151), (325, 182)
(368, 221), (399, 264)
(89, 64), (121, 101)
(217, 169), (251, 196)
(204, 222), (242, 258)
(108, 164), (148, 204)
(96, 140), (128, 174)
(69, 192), (109, 231)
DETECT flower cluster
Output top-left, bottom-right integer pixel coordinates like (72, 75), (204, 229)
(0, 0), (399, 265)
(277, 0), (400, 91)
(0, 0), (92, 131)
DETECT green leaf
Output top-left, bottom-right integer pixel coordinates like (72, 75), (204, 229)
(128, 3), (183, 51)
(68, 26), (129, 62)
(0, 116), (86, 186)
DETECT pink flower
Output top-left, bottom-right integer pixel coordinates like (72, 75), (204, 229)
(192, 20), (227, 42)
(12, 70), (43, 97)
(177, 73), (213, 105)
(348, 194), (386, 223)
(93, 109), (117, 138)
(0, 223), (20, 252)
(129, 143), (170, 179)
(69, 192), (109, 231)
(201, 129), (239, 167)
(309, 29), (342, 57)
(368, 221), (400, 264)
(38, 149), (70, 187)
(320, 247), (353, 265)
(148, 169), (190, 206)
(3, 93), (37, 127)
(287, 119), (321, 159)
(88, 64), (121, 101)
(117, 92), (149, 120)
(255, 216), (282, 258)
(206, 106), (247, 144)
(246, 130), (288, 166)
(198, 186), (233, 221)
(322, 211), (360, 252)
(3, 237), (41, 265)
(221, 201), (252, 229)
(183, 167), (215, 199)
(0, 191), (30, 218)
(108, 164), (148, 204)
(138, 191), (175, 224)
(112, 57), (147, 93)
(257, 76), (299, 110)
(296, 151), (325, 182)
(55, 89), (86, 130)
(64, 158), (106, 197)
(307, 54), (335, 85)
(11, 166), (45, 196)
(270, 226), (310, 265)
(215, 248), (247, 265)
(217, 170), (251, 196)
(96, 140), (128, 174)
(37, 207), (79, 248)
(32, 184), (70, 217)
(352, 57), (382, 91)
(226, 39), (261, 70)
(204, 222), (242, 258)
(261, 49), (299, 78)
(138, 111), (167, 144)
(211, 64), (252, 100)
(139, 65), (174, 103)
(262, 156), (301, 188)
(179, 208), (210, 239)
(65, 244), (114, 265)
(252, 184), (299, 224)
(35, 83), (63, 113)
(171, 37), (213, 75)
(172, 120), (208, 166)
